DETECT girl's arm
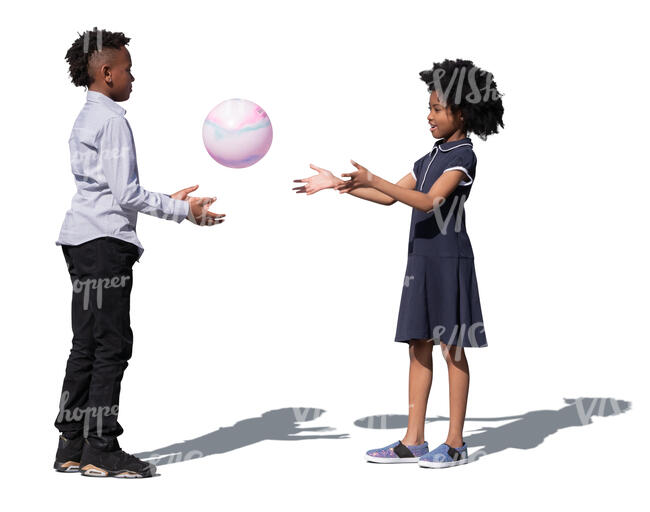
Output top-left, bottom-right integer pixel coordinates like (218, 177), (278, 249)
(337, 160), (468, 213)
(333, 173), (416, 205)
(293, 163), (415, 205)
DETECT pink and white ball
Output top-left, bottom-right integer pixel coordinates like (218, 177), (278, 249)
(202, 98), (273, 168)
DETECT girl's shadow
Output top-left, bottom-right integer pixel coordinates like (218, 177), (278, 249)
(354, 397), (631, 462)
(135, 407), (348, 466)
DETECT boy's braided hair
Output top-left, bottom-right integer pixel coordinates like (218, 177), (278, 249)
(65, 27), (130, 88)
(420, 58), (505, 140)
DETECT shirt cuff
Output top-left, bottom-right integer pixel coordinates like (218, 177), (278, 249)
(172, 198), (190, 223)
(162, 194), (189, 223)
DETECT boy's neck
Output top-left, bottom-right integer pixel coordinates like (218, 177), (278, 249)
(88, 86), (119, 102)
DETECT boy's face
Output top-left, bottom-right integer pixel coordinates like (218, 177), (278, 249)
(427, 90), (463, 139)
(89, 46), (134, 102)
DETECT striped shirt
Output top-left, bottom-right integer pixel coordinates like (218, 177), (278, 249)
(55, 91), (189, 260)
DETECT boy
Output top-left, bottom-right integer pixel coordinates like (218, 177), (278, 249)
(54, 27), (225, 478)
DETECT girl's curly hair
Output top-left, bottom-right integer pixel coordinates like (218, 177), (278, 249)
(65, 27), (130, 88)
(419, 58), (504, 140)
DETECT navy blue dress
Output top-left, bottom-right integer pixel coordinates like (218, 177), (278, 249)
(394, 137), (488, 348)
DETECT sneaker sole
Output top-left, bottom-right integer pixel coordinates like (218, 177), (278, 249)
(418, 458), (469, 469)
(365, 454), (421, 464)
(53, 461), (80, 472)
(80, 464), (154, 478)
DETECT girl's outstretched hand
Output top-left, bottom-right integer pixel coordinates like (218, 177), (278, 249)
(293, 164), (339, 195)
(334, 160), (375, 194)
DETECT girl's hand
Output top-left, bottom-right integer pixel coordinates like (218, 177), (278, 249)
(293, 164), (339, 195)
(334, 160), (374, 194)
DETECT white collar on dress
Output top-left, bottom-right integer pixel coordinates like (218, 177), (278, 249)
(429, 136), (473, 156)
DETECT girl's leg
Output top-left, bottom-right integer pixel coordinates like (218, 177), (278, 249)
(402, 339), (434, 445)
(440, 342), (469, 447)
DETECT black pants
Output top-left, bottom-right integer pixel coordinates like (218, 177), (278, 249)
(55, 236), (139, 451)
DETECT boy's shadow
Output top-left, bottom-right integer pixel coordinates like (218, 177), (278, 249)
(135, 407), (348, 466)
(355, 397), (631, 462)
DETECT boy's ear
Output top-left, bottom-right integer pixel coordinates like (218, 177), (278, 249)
(102, 64), (112, 84)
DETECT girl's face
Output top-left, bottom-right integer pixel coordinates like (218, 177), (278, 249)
(427, 90), (464, 140)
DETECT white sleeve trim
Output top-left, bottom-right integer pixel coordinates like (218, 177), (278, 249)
(442, 166), (472, 186)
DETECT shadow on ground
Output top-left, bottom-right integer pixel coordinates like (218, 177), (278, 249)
(135, 407), (348, 466)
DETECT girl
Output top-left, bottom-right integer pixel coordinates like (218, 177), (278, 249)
(293, 58), (504, 469)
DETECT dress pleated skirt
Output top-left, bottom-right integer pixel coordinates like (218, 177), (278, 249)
(394, 253), (488, 347)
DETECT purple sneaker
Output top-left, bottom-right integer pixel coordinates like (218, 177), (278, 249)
(365, 440), (429, 463)
(418, 441), (468, 468)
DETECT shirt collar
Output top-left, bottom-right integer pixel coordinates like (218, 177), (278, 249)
(430, 136), (473, 156)
(86, 90), (127, 116)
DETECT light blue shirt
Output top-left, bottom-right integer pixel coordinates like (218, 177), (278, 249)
(56, 91), (189, 260)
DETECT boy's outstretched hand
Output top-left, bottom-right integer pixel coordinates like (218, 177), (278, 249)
(170, 185), (226, 226)
(170, 185), (201, 200)
(334, 160), (374, 194)
(293, 164), (340, 195)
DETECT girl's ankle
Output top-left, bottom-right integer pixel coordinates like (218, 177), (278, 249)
(445, 437), (464, 448)
(402, 436), (425, 446)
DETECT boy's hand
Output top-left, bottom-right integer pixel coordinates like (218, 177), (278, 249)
(169, 185), (225, 226)
(171, 184), (199, 200)
(335, 160), (375, 193)
(293, 164), (340, 195)
(187, 196), (226, 226)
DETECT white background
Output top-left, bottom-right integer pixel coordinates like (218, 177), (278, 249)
(1, 0), (647, 509)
